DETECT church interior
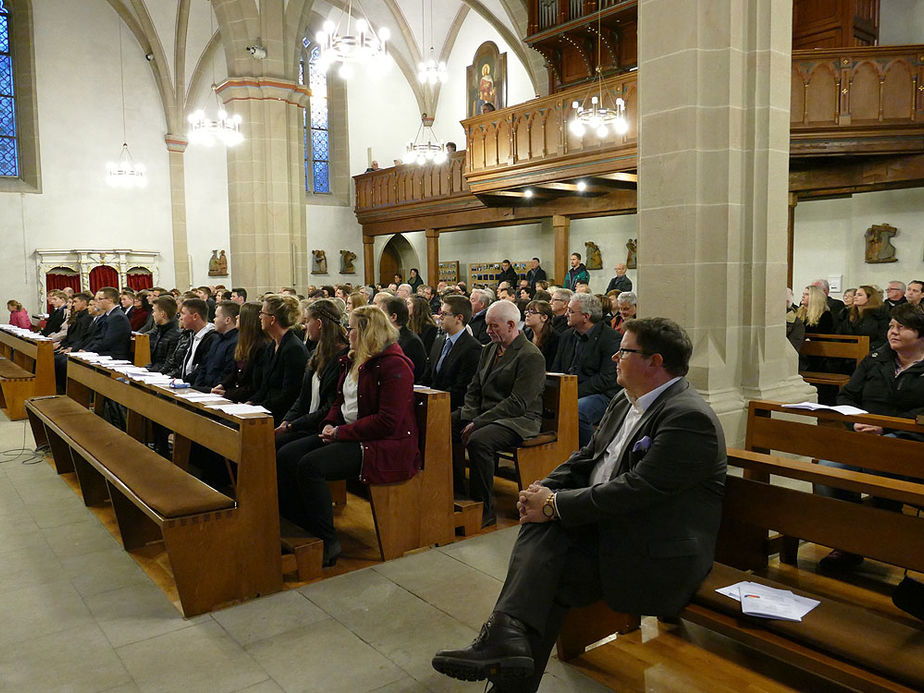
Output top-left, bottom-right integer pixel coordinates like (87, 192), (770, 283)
(0, 0), (923, 690)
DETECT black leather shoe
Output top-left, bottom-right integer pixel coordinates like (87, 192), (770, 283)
(818, 549), (863, 572)
(432, 612), (534, 684)
(322, 540), (342, 567)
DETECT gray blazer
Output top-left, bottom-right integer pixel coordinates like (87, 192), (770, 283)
(460, 332), (546, 440)
(544, 378), (726, 617)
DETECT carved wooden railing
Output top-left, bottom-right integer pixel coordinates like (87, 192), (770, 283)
(791, 45), (924, 154)
(352, 154), (470, 211)
(529, 0), (632, 34)
(462, 72), (637, 192)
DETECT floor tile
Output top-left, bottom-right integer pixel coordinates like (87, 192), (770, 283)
(61, 547), (150, 598)
(246, 620), (405, 693)
(117, 620), (268, 693)
(26, 497), (97, 529)
(368, 678), (430, 693)
(0, 622), (132, 692)
(43, 517), (121, 558)
(438, 527), (518, 581)
(85, 582), (193, 648)
(0, 541), (64, 592)
(232, 679), (285, 692)
(0, 579), (93, 648)
(211, 589), (329, 648)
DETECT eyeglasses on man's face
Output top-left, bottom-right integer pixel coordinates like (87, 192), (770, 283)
(616, 347), (649, 358)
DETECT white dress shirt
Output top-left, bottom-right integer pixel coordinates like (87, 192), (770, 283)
(183, 323), (215, 376)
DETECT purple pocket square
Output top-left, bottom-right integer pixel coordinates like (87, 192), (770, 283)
(631, 436), (652, 454)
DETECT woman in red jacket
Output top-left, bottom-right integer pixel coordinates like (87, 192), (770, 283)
(275, 304), (421, 566)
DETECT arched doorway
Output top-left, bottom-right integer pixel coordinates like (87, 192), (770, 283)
(379, 234), (420, 286)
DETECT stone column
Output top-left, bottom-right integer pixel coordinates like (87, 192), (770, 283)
(165, 135), (191, 289)
(363, 235), (375, 286)
(552, 215), (570, 286)
(425, 229), (440, 286)
(637, 0), (814, 444)
(218, 78), (310, 295)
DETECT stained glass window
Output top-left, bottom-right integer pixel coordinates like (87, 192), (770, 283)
(299, 40), (330, 194)
(0, 5), (18, 178)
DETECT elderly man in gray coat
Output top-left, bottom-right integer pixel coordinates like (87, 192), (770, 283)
(452, 300), (547, 527)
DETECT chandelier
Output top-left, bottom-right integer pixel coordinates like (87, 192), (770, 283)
(416, 0), (446, 85)
(315, 0), (390, 79)
(402, 114), (446, 165)
(187, 85), (244, 147)
(568, 8), (629, 139)
(106, 20), (146, 188)
(107, 143), (147, 188)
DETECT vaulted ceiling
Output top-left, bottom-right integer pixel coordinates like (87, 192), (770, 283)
(104, 0), (545, 135)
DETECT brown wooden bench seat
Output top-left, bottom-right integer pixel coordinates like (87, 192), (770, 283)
(25, 354), (284, 616)
(496, 373), (578, 489)
(130, 332), (150, 367)
(798, 333), (868, 390)
(0, 329), (54, 420)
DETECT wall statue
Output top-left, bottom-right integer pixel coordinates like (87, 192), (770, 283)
(340, 249), (357, 274)
(864, 223), (898, 264)
(626, 238), (638, 269)
(218, 250), (228, 275)
(584, 241), (602, 270)
(208, 249), (229, 276)
(311, 249), (328, 274)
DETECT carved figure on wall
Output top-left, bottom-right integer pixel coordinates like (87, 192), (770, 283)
(467, 42), (506, 118)
(208, 250), (220, 275)
(208, 249), (229, 276)
(218, 250), (228, 275)
(340, 249), (357, 274)
(864, 223), (898, 264)
(626, 238), (638, 269)
(312, 249), (328, 274)
(584, 241), (602, 270)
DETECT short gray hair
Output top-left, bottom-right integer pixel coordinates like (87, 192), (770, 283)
(471, 288), (495, 309)
(569, 293), (602, 323)
(486, 299), (520, 325)
(617, 291), (637, 306)
(551, 287), (573, 302)
(889, 280), (906, 291)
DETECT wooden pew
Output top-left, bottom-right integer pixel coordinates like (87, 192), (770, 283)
(496, 373), (579, 489)
(0, 327), (55, 420)
(798, 333), (868, 388)
(131, 332), (151, 367)
(745, 399), (924, 563)
(26, 355), (283, 616)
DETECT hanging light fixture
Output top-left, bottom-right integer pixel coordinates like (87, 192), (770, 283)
(402, 113), (446, 165)
(106, 20), (146, 188)
(187, 3), (244, 147)
(416, 0), (447, 85)
(315, 0), (390, 79)
(569, 9), (629, 139)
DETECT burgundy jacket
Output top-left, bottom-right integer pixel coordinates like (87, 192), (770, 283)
(323, 342), (421, 484)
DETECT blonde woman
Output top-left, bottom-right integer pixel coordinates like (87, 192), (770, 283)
(275, 305), (420, 566)
(796, 285), (834, 334)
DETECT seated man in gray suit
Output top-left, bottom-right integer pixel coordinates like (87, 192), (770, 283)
(451, 300), (546, 528)
(433, 317), (727, 692)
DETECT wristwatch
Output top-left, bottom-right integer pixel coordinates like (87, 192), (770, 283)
(542, 493), (557, 520)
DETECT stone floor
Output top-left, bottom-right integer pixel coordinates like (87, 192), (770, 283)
(0, 416), (609, 693)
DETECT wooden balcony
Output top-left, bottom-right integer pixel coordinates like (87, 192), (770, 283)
(791, 45), (924, 156)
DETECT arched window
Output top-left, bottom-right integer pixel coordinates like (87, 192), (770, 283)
(299, 40), (330, 194)
(0, 3), (19, 177)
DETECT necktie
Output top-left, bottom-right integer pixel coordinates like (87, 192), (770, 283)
(436, 337), (453, 372)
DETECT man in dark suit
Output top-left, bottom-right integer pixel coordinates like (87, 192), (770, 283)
(605, 262), (632, 293)
(41, 291), (68, 337)
(422, 295), (482, 409)
(548, 288), (572, 334)
(813, 279), (844, 315)
(53, 292), (93, 392)
(496, 259), (519, 288)
(433, 317), (727, 691)
(452, 300), (547, 527)
(551, 293), (622, 447)
(83, 286), (132, 359)
(469, 288), (494, 345)
(525, 258), (547, 291)
(119, 290), (135, 321)
(192, 300), (239, 391)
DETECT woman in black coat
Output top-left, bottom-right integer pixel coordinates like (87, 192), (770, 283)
(840, 284), (890, 352)
(250, 294), (309, 424)
(274, 299), (349, 449)
(523, 299), (559, 369)
(214, 301), (270, 403)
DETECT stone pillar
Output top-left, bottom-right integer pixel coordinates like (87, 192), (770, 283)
(218, 78), (310, 295)
(363, 235), (375, 286)
(425, 228), (439, 286)
(552, 215), (570, 286)
(165, 135), (191, 289)
(637, 0), (814, 445)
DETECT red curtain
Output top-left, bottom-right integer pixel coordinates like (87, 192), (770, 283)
(125, 268), (153, 291)
(89, 265), (119, 294)
(45, 268), (81, 311)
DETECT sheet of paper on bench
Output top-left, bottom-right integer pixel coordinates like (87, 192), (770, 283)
(205, 403), (270, 415)
(176, 393), (230, 403)
(716, 581), (820, 621)
(783, 402), (867, 416)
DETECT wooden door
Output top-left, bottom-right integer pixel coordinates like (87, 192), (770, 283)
(379, 244), (400, 286)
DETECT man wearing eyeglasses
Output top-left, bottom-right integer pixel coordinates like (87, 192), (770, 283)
(548, 288), (572, 334)
(433, 317), (727, 692)
(422, 295), (482, 409)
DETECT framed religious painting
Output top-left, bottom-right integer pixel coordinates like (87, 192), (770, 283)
(467, 41), (506, 118)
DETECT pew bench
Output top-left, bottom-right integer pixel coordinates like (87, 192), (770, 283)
(798, 333), (868, 389)
(131, 332), (151, 367)
(556, 449), (924, 692)
(26, 355), (283, 616)
(496, 373), (578, 489)
(0, 327), (55, 420)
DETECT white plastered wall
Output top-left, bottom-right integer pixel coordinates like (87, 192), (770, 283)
(878, 0), (924, 44)
(792, 188), (924, 297)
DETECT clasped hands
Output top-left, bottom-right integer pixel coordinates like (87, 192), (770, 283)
(517, 481), (554, 524)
